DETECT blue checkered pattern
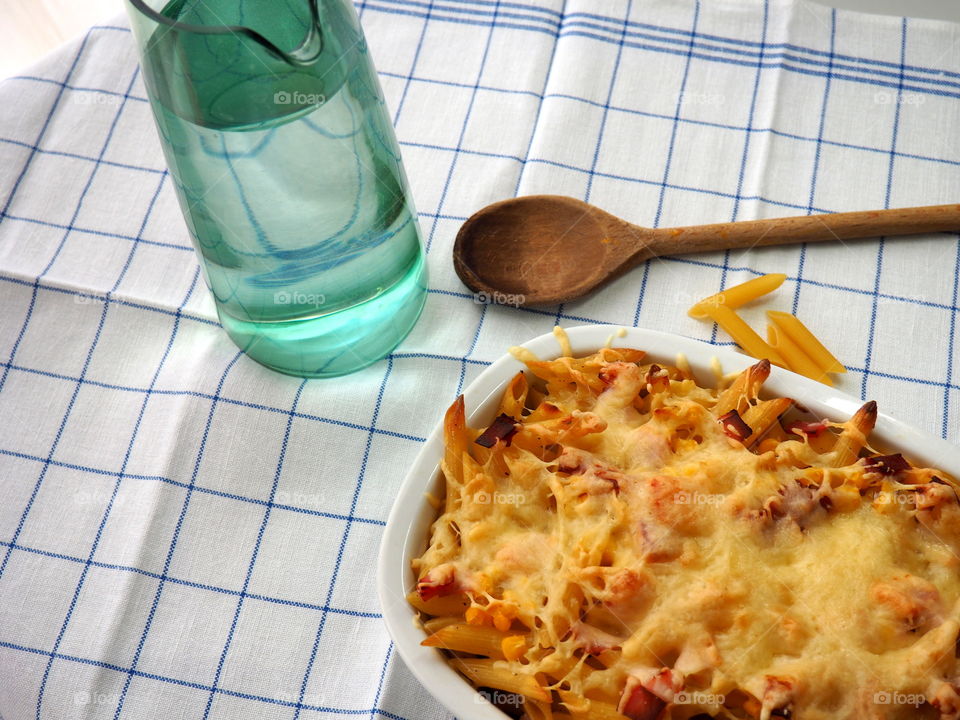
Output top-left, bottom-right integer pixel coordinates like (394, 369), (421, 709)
(0, 1), (958, 718)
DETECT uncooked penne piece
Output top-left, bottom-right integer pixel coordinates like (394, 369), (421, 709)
(767, 310), (845, 374)
(742, 397), (794, 446)
(701, 304), (786, 367)
(767, 323), (833, 386)
(714, 359), (771, 417)
(688, 273), (786, 318)
(829, 401), (877, 467)
(422, 623), (516, 659)
(454, 658), (550, 701)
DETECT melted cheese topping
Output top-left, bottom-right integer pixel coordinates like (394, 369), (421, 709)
(414, 350), (960, 720)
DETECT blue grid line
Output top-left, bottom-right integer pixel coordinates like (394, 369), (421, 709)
(651, 2), (700, 229)
(556, 11), (960, 81)
(0, 136), (164, 174)
(86, 7), (960, 83)
(374, 0), (960, 88)
(0, 213), (193, 251)
(0, 540), (381, 619)
(561, 19), (960, 91)
(710, 0), (769, 346)
(0, 33), (94, 400)
(511, 0), (566, 195)
(565, 10), (960, 80)
(113, 351), (244, 720)
(659, 256), (960, 312)
(4, 146), (846, 249)
(23, 68), (139, 286)
(357, 1), (960, 97)
(634, 0), (700, 328)
(1, 134), (954, 260)
(942, 238), (960, 439)
(793, 10), (836, 317)
(455, 305), (488, 396)
(557, 0), (633, 329)
(368, 0), (558, 31)
(389, 76), (960, 167)
(513, 156), (834, 213)
(442, 0), (559, 18)
(35, 160), (175, 720)
(7, 301), (960, 394)
(0, 67), (141, 581)
(1, 300), (110, 590)
(861, 18), (907, 402)
(11, 78), (960, 171)
(201, 381), (307, 719)
(0, 640), (412, 719)
(0, 446), (391, 526)
(293, 356), (395, 720)
(419, 0), (501, 398)
(4, 75), (150, 101)
(0, 358), (427, 442)
(7, 73), (960, 171)
(368, 644), (394, 720)
(0, 37), (90, 220)
(1, 275), (955, 399)
(583, 2), (632, 204)
(10, 11), (960, 99)
(421, 0), (504, 254)
(0, 273), (215, 323)
(389, 0), (435, 126)
(633, 0), (704, 324)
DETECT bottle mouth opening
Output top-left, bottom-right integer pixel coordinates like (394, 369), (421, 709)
(126, 0), (324, 66)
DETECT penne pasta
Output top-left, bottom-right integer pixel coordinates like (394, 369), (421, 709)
(406, 590), (469, 616)
(442, 396), (467, 490)
(767, 310), (845, 374)
(714, 359), (771, 417)
(700, 304), (786, 366)
(455, 658), (551, 702)
(829, 400), (877, 467)
(422, 622), (517, 659)
(498, 372), (529, 419)
(688, 273), (787, 318)
(412, 345), (957, 720)
(422, 615), (462, 634)
(766, 322), (833, 385)
(741, 397), (794, 446)
(525, 699), (554, 720)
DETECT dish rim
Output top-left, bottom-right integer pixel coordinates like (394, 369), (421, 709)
(376, 324), (960, 720)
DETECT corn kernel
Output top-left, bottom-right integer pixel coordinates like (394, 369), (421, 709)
(501, 635), (527, 661)
(465, 607), (490, 626)
(492, 611), (512, 632)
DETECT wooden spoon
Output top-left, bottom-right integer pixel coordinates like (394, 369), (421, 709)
(452, 195), (960, 306)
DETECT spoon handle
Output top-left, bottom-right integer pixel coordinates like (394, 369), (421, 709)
(649, 203), (960, 254)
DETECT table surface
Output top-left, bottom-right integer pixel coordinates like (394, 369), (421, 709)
(1, 1), (959, 719)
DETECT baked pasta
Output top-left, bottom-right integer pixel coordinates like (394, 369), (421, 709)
(409, 344), (960, 720)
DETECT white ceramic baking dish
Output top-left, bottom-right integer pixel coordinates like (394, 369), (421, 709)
(377, 325), (960, 720)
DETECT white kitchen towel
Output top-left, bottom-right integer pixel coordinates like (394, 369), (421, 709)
(0, 0), (959, 718)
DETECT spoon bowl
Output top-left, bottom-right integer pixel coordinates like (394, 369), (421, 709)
(453, 194), (960, 306)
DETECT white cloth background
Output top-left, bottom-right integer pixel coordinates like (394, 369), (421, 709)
(0, 0), (959, 718)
